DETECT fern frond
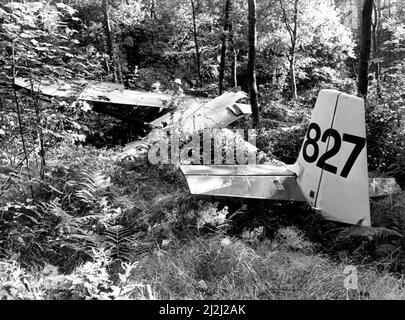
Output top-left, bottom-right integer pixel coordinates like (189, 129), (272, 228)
(102, 225), (134, 261)
(64, 231), (102, 253)
(42, 199), (80, 231)
(336, 226), (402, 243)
(75, 169), (112, 207)
(101, 225), (154, 262)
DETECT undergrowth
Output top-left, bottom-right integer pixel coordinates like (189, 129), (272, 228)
(4, 228), (405, 300)
(1, 142), (405, 300)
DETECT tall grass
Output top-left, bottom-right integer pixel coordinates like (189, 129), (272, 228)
(371, 192), (405, 232)
(129, 228), (405, 300)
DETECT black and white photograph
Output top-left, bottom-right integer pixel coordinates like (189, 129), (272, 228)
(0, 0), (404, 305)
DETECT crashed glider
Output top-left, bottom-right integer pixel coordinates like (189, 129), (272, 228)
(122, 88), (254, 157)
(14, 77), (179, 107)
(180, 90), (401, 227)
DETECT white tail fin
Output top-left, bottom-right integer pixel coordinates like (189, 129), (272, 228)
(290, 90), (370, 226)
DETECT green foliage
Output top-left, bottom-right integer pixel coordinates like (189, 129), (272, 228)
(0, 145), (144, 271)
(0, 1), (104, 80)
(257, 126), (306, 164)
(0, 250), (155, 300)
(371, 192), (405, 233)
(366, 68), (405, 173)
(334, 226), (402, 250)
(274, 226), (314, 252)
(363, 0), (405, 176)
(256, 0), (355, 91)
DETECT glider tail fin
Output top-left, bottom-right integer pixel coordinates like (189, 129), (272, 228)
(290, 90), (371, 226)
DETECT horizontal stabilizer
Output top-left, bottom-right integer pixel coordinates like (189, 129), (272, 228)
(180, 165), (306, 201)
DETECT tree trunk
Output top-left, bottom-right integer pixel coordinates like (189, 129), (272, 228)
(150, 0), (156, 19)
(247, 0), (259, 128)
(229, 23), (238, 87)
(32, 86), (46, 179)
(11, 42), (35, 200)
(191, 0), (203, 87)
(150, 0), (156, 46)
(289, 51), (297, 100)
(279, 0), (298, 100)
(358, 0), (374, 98)
(290, 0), (298, 100)
(102, 0), (116, 82)
(372, 0), (381, 98)
(218, 0), (232, 95)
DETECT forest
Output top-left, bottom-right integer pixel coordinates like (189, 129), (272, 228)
(0, 0), (404, 300)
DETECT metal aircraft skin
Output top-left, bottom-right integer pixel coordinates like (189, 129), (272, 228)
(181, 90), (380, 227)
(122, 89), (254, 156)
